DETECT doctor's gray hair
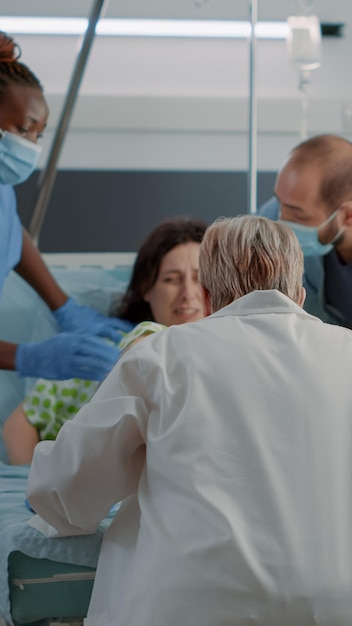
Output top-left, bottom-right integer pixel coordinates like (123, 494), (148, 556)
(199, 215), (304, 311)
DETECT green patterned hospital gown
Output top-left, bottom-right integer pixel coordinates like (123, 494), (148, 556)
(23, 321), (165, 441)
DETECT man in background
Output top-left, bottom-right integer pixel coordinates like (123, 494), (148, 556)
(260, 134), (352, 327)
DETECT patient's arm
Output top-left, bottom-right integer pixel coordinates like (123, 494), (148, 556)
(3, 407), (39, 465)
(3, 336), (147, 465)
(5, 323), (165, 465)
(2, 336), (146, 466)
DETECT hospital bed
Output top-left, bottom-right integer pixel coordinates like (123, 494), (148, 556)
(0, 253), (134, 626)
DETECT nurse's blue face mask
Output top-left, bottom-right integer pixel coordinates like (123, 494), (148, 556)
(280, 209), (343, 257)
(0, 129), (42, 186)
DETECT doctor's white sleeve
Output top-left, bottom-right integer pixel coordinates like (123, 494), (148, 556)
(26, 350), (149, 536)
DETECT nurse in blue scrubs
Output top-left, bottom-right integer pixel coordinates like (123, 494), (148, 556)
(0, 31), (131, 381)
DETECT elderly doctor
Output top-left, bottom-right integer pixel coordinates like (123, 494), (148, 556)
(28, 215), (352, 626)
(0, 31), (131, 382)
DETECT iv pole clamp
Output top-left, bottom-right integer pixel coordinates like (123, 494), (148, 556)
(29, 0), (108, 247)
(248, 0), (258, 215)
(286, 11), (321, 141)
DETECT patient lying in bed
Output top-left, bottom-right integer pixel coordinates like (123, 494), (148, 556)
(3, 217), (208, 464)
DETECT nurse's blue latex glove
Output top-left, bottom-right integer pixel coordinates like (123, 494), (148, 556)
(53, 297), (134, 343)
(15, 333), (121, 381)
(25, 498), (35, 513)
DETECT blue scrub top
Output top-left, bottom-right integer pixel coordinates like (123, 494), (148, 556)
(0, 184), (23, 296)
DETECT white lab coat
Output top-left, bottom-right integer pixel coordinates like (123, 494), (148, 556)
(27, 290), (352, 626)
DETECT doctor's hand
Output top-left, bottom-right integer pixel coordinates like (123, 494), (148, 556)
(15, 333), (121, 381)
(52, 297), (135, 343)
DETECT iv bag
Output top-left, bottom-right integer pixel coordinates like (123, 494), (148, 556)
(287, 15), (321, 71)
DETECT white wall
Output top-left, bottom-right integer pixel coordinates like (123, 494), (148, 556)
(3, 0), (352, 172)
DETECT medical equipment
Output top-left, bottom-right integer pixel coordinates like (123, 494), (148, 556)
(248, 0), (258, 214)
(0, 130), (42, 187)
(287, 11), (321, 140)
(279, 207), (342, 257)
(29, 0), (108, 246)
(342, 101), (352, 134)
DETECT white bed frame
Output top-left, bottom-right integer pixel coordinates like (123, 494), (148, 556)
(43, 252), (136, 270)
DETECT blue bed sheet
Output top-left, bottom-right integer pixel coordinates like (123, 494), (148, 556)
(0, 462), (112, 625)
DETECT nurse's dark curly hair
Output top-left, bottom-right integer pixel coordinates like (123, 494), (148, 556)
(116, 217), (208, 323)
(0, 31), (43, 100)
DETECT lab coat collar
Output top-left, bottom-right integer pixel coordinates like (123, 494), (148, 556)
(210, 289), (322, 322)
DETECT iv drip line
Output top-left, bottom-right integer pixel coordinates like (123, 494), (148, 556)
(298, 69), (311, 141)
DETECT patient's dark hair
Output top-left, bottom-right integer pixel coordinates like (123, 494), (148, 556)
(0, 31), (43, 98)
(116, 217), (208, 323)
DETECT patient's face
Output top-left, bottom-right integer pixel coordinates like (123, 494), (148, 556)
(143, 242), (207, 327)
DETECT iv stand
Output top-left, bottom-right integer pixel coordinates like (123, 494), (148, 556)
(248, 0), (258, 214)
(29, 0), (108, 246)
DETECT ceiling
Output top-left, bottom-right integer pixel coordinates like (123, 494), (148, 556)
(1, 0), (350, 23)
(1, 0), (351, 172)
